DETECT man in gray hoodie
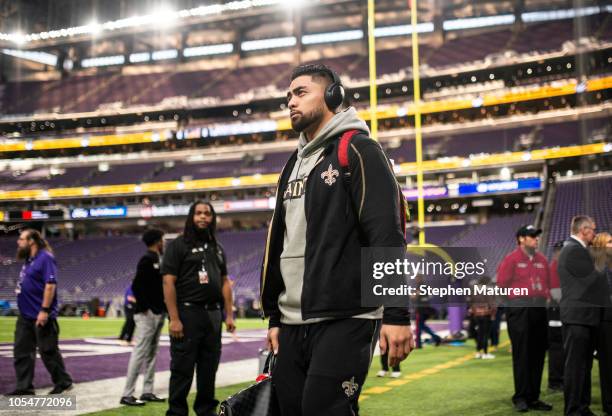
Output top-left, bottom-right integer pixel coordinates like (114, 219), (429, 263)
(262, 64), (414, 416)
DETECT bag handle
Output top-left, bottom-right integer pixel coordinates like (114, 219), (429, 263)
(263, 351), (276, 375)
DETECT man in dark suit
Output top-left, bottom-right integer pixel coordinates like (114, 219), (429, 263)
(558, 215), (610, 416)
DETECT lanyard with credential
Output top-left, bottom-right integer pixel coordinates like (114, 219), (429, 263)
(198, 246), (210, 284)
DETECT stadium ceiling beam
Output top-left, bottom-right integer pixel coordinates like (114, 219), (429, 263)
(12, 0), (355, 51)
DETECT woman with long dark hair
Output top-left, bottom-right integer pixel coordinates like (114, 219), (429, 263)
(161, 201), (235, 416)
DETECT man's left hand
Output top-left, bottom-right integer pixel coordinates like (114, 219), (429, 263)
(379, 324), (415, 367)
(225, 316), (236, 333)
(36, 311), (49, 327)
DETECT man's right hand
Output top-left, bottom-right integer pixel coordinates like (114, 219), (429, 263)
(267, 327), (279, 355)
(169, 319), (184, 339)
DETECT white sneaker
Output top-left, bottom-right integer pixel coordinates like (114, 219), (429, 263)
(391, 371), (402, 378)
(481, 353), (496, 360)
(474, 352), (482, 359)
(376, 370), (387, 377)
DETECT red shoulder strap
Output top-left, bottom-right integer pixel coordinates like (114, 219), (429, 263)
(338, 129), (359, 169)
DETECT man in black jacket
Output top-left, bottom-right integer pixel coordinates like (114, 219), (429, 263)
(120, 229), (166, 406)
(261, 64), (414, 416)
(558, 216), (609, 416)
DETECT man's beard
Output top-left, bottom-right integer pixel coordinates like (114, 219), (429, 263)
(291, 107), (324, 133)
(194, 226), (211, 242)
(524, 246), (536, 256)
(16, 246), (29, 260)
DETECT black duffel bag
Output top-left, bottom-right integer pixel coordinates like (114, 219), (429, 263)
(218, 352), (280, 416)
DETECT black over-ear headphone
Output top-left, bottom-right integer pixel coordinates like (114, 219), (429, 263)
(323, 68), (345, 111)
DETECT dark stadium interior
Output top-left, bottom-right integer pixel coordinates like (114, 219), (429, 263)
(0, 0), (611, 413)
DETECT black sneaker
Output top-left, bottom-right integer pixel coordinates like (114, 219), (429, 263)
(120, 396), (146, 406)
(5, 389), (35, 396)
(514, 400), (529, 413)
(528, 400), (553, 411)
(48, 384), (73, 395)
(140, 393), (165, 402)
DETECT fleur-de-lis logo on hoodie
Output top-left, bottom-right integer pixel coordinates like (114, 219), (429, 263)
(321, 164), (339, 186)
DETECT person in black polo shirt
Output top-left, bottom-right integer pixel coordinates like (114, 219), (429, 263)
(162, 201), (236, 416)
(120, 229), (166, 406)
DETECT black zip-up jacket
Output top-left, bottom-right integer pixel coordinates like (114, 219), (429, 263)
(260, 131), (410, 328)
(132, 250), (165, 314)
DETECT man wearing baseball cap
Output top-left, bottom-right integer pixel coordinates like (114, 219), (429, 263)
(497, 224), (553, 412)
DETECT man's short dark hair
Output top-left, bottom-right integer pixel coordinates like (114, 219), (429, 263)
(290, 64), (335, 86)
(142, 229), (164, 247)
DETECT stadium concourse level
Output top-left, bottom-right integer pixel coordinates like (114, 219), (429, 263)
(1, 115), (609, 192)
(1, 16), (611, 116)
(2, 169), (611, 309)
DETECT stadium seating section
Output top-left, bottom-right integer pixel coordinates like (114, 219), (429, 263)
(1, 116), (607, 191)
(1, 17), (610, 115)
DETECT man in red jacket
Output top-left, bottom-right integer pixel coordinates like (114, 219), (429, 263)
(497, 225), (553, 413)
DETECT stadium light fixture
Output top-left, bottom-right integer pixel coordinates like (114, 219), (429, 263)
(81, 54), (125, 68)
(373, 23), (434, 37)
(522, 6), (601, 22)
(11, 32), (26, 46)
(302, 30), (363, 45)
(151, 6), (179, 27)
(87, 21), (102, 36)
(183, 43), (234, 57)
(129, 52), (151, 63)
(443, 14), (515, 31)
(2, 49), (58, 66)
(151, 49), (178, 60)
(241, 36), (296, 51)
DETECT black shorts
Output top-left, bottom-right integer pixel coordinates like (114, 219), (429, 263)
(273, 318), (380, 416)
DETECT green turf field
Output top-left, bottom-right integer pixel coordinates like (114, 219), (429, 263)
(0, 316), (268, 343)
(1, 318), (604, 415)
(83, 332), (605, 416)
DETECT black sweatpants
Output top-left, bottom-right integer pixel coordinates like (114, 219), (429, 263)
(273, 319), (380, 416)
(167, 305), (222, 416)
(474, 317), (491, 353)
(13, 315), (72, 392)
(506, 307), (548, 405)
(563, 323), (597, 416)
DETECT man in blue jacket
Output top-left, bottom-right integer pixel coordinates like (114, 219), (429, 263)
(261, 64), (414, 416)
